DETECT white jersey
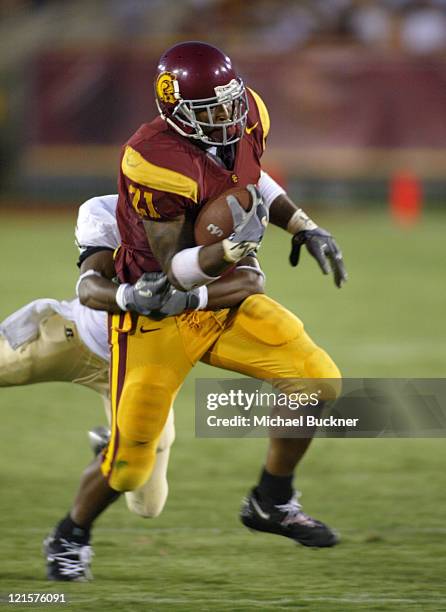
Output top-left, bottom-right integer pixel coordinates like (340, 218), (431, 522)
(69, 193), (122, 360)
(75, 194), (120, 254)
(0, 298), (109, 362)
(66, 300), (109, 361)
(0, 195), (122, 362)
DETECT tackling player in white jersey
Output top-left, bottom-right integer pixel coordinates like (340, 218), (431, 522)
(0, 291), (175, 519)
(1, 187), (270, 523)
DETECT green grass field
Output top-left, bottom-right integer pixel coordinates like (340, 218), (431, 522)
(1, 210), (445, 611)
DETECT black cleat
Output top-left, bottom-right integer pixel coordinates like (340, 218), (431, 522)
(240, 489), (339, 548)
(43, 533), (94, 582)
(87, 425), (110, 456)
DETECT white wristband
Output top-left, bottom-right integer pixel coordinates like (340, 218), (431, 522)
(196, 285), (208, 310)
(258, 170), (286, 209)
(286, 209), (318, 234)
(75, 269), (103, 297)
(115, 283), (131, 311)
(171, 246), (219, 290)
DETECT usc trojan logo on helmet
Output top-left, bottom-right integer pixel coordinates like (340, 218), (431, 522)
(154, 42), (249, 146)
(156, 72), (178, 105)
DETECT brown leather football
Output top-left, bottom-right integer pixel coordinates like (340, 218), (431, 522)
(194, 187), (253, 246)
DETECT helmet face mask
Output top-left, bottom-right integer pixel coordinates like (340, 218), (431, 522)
(154, 42), (249, 147)
(171, 77), (248, 146)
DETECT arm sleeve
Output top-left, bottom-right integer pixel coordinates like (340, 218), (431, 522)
(258, 171), (286, 209)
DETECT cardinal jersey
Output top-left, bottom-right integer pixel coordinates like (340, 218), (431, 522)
(115, 88), (270, 283)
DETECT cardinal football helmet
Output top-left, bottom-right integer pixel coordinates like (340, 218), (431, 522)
(154, 41), (248, 146)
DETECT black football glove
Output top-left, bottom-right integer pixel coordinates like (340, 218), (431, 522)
(289, 228), (347, 288)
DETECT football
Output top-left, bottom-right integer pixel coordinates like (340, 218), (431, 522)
(194, 187), (253, 246)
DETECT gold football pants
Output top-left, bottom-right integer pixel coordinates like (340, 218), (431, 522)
(103, 294), (340, 492)
(0, 311), (175, 518)
(0, 313), (108, 394)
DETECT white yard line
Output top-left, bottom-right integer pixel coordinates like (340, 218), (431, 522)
(59, 595), (446, 607)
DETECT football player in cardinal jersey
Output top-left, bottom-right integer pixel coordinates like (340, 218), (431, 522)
(1, 192), (265, 529)
(45, 42), (347, 581)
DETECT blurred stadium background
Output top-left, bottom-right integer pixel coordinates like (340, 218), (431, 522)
(1, 0), (446, 207)
(1, 1), (446, 610)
